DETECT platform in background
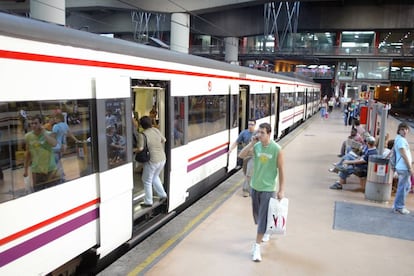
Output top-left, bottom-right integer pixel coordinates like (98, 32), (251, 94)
(100, 108), (414, 276)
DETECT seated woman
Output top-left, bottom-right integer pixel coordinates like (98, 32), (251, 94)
(329, 136), (378, 190)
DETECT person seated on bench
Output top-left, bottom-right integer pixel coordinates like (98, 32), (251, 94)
(338, 127), (364, 157)
(330, 136), (378, 190)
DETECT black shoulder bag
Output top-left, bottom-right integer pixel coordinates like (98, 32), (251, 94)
(135, 133), (150, 162)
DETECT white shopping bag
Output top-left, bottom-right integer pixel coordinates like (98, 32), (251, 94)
(266, 197), (289, 235)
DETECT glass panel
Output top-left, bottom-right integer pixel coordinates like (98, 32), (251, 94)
(231, 94), (238, 128)
(250, 93), (271, 119)
(0, 100), (95, 202)
(281, 93), (295, 111)
(188, 95), (228, 142)
(105, 99), (127, 168)
(173, 97), (185, 148)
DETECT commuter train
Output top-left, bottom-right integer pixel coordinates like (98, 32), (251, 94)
(0, 13), (320, 275)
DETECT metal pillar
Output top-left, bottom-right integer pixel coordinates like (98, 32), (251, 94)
(224, 37), (239, 64)
(170, 13), (190, 53)
(264, 1), (300, 50)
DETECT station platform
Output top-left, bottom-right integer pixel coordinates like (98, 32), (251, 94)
(99, 108), (414, 276)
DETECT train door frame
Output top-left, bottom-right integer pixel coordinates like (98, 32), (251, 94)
(130, 79), (170, 214)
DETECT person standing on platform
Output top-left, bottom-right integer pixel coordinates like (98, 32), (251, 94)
(239, 122), (285, 262)
(229, 119), (257, 197)
(392, 122), (413, 215)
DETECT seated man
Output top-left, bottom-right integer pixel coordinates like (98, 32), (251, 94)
(338, 127), (364, 157)
(330, 136), (378, 190)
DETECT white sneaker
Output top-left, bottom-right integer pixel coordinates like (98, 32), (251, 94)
(252, 243), (262, 262)
(262, 233), (270, 242)
(393, 208), (410, 215)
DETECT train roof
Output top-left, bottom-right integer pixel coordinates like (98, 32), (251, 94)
(0, 12), (317, 87)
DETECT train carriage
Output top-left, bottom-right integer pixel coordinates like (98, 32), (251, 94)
(0, 13), (320, 275)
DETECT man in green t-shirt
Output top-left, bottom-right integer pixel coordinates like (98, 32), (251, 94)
(23, 114), (58, 192)
(239, 122), (285, 262)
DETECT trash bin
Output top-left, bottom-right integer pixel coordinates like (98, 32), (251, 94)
(365, 155), (393, 202)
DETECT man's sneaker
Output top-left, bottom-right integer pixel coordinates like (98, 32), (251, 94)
(262, 233), (270, 242)
(242, 190), (249, 197)
(328, 167), (339, 173)
(329, 182), (342, 190)
(252, 243), (262, 262)
(393, 208), (410, 215)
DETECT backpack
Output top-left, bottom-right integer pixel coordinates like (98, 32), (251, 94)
(135, 133), (150, 162)
(389, 147), (398, 171)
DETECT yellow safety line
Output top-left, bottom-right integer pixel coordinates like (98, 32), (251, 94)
(128, 178), (243, 276)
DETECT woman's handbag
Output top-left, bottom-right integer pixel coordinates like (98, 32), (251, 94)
(266, 197), (289, 235)
(135, 133), (150, 162)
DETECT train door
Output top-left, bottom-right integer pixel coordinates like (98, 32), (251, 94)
(274, 86), (281, 139)
(131, 80), (169, 218)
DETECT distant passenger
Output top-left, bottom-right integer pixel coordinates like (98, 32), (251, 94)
(23, 114), (58, 191)
(239, 122), (285, 262)
(329, 136), (377, 190)
(353, 119), (365, 136)
(337, 127), (364, 158)
(392, 122), (412, 215)
(138, 116), (167, 207)
(229, 119), (257, 197)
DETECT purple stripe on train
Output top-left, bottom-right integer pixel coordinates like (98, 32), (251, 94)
(0, 208), (99, 267)
(187, 148), (228, 172)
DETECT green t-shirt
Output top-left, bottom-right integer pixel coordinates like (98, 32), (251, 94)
(251, 140), (281, 192)
(25, 131), (56, 174)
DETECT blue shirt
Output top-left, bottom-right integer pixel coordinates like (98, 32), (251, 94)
(52, 122), (69, 151)
(395, 134), (411, 170)
(236, 129), (254, 146)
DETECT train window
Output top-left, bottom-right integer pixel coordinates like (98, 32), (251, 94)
(173, 97), (185, 148)
(105, 99), (128, 168)
(271, 93), (276, 115)
(231, 94), (238, 128)
(249, 93), (271, 120)
(0, 100), (95, 202)
(188, 95), (228, 142)
(297, 92), (305, 105)
(281, 93), (295, 111)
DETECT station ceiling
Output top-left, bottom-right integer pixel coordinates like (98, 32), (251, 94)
(1, 0), (406, 15)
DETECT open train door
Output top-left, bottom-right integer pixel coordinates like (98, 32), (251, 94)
(228, 85), (250, 170)
(130, 80), (170, 214)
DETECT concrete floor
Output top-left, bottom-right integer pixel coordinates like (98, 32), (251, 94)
(145, 109), (414, 276)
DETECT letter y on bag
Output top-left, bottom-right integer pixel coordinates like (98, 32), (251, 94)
(266, 197), (289, 235)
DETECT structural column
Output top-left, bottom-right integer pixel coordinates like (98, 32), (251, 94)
(170, 13), (190, 53)
(30, 0), (65, 25)
(224, 37), (239, 65)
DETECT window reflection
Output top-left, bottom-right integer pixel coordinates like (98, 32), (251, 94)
(173, 97), (185, 147)
(0, 100), (94, 203)
(249, 93), (271, 119)
(105, 99), (127, 168)
(188, 95), (228, 142)
(281, 93), (295, 111)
